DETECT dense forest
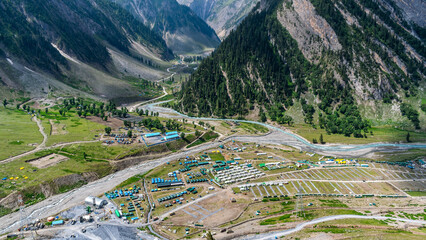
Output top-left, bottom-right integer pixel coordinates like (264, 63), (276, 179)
(177, 0), (425, 135)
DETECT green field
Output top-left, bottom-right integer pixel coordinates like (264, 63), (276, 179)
(406, 191), (426, 197)
(0, 148), (112, 198)
(237, 122), (269, 134)
(59, 142), (139, 160)
(288, 124), (426, 144)
(41, 113), (106, 146)
(186, 131), (219, 148)
(0, 108), (42, 160)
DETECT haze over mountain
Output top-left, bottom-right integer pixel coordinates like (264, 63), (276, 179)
(113, 0), (221, 54)
(177, 0), (260, 39)
(177, 0), (426, 136)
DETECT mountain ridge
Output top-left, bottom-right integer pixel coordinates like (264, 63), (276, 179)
(0, 0), (174, 100)
(177, 0), (425, 135)
(114, 0), (221, 54)
(177, 0), (260, 39)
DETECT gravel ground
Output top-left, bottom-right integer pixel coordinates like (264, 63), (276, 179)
(1, 102), (425, 236)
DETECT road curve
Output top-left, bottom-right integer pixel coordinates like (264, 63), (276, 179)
(0, 140), (224, 235)
(0, 116), (48, 164)
(240, 215), (426, 240)
(140, 101), (426, 156)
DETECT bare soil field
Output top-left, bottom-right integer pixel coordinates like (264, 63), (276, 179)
(86, 116), (123, 129)
(50, 119), (68, 135)
(28, 153), (69, 168)
(164, 189), (251, 227)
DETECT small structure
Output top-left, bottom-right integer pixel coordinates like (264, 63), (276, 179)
(145, 132), (161, 138)
(51, 220), (64, 226)
(163, 134), (180, 141)
(85, 196), (107, 208)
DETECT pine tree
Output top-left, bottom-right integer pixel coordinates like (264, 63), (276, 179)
(319, 134), (325, 144)
(406, 132), (410, 142)
(206, 231), (215, 240)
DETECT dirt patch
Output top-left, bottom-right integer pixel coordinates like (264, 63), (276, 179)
(50, 119), (68, 135)
(28, 153), (69, 169)
(86, 116), (123, 129)
(166, 189), (251, 227)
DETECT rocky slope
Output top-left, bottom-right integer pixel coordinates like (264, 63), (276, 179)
(177, 0), (260, 39)
(178, 0), (425, 134)
(113, 0), (220, 54)
(0, 0), (173, 100)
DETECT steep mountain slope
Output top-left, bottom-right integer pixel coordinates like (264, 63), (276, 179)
(0, 0), (172, 100)
(177, 0), (425, 135)
(177, 0), (260, 39)
(113, 0), (220, 54)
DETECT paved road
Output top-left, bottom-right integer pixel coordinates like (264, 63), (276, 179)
(2, 98), (425, 235)
(240, 215), (426, 240)
(0, 140), (224, 235)
(143, 179), (167, 240)
(158, 192), (218, 221)
(140, 101), (426, 158)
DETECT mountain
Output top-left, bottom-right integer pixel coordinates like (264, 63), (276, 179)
(177, 0), (426, 135)
(112, 0), (221, 54)
(177, 0), (260, 39)
(0, 0), (173, 100)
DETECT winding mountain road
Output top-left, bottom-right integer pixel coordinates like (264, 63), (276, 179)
(240, 215), (426, 240)
(0, 140), (224, 235)
(1, 98), (425, 235)
(139, 101), (426, 157)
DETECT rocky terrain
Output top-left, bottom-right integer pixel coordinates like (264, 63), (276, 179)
(177, 0), (260, 39)
(114, 0), (220, 54)
(178, 0), (425, 132)
(0, 0), (176, 100)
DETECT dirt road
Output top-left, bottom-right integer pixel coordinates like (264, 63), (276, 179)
(241, 215), (426, 240)
(0, 140), (223, 235)
(0, 116), (47, 164)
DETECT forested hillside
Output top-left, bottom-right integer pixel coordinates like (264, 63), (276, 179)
(0, 0), (173, 99)
(0, 0), (172, 73)
(177, 0), (425, 136)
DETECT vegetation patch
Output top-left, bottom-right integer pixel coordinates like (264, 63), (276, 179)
(186, 131), (219, 148)
(406, 191), (426, 197)
(0, 108), (42, 160)
(319, 199), (348, 208)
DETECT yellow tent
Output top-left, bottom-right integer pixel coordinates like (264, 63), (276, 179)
(20, 167), (25, 170)
(24, 177), (28, 179)
(9, 177), (13, 180)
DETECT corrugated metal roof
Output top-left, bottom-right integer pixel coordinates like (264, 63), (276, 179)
(145, 132), (161, 137)
(164, 134), (180, 140)
(165, 131), (178, 136)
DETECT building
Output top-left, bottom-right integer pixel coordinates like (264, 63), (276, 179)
(163, 134), (180, 141)
(145, 132), (161, 138)
(85, 196), (107, 208)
